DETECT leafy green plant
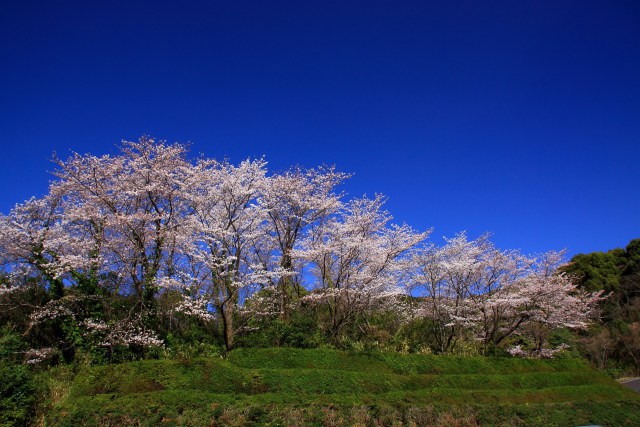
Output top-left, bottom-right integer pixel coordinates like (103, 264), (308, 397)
(0, 361), (36, 427)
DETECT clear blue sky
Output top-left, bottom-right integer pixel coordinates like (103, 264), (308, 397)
(1, 1), (638, 257)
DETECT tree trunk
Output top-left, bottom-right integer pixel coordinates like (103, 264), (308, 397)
(221, 303), (234, 352)
(279, 252), (293, 320)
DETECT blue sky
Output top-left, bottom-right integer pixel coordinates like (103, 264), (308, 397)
(1, 1), (638, 257)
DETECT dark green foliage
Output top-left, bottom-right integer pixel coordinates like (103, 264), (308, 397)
(564, 238), (640, 374)
(236, 309), (324, 349)
(0, 326), (26, 363)
(0, 328), (37, 427)
(0, 362), (36, 427)
(564, 249), (626, 293)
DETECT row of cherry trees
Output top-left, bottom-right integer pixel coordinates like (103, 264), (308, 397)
(409, 234), (602, 355)
(0, 138), (602, 362)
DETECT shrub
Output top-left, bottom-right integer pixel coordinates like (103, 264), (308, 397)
(0, 361), (36, 427)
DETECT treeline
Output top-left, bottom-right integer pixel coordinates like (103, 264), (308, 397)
(563, 239), (640, 375)
(0, 138), (603, 371)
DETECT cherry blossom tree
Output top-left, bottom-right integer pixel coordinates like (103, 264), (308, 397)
(0, 138), (198, 359)
(457, 249), (603, 352)
(259, 166), (349, 318)
(509, 251), (604, 355)
(0, 135), (606, 360)
(410, 234), (603, 354)
(408, 233), (500, 352)
(297, 195), (428, 340)
(51, 137), (194, 305)
(0, 195), (65, 298)
(176, 158), (272, 351)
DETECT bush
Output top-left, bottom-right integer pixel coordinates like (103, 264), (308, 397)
(0, 361), (36, 427)
(236, 311), (324, 349)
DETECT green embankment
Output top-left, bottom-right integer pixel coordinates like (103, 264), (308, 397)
(43, 348), (640, 426)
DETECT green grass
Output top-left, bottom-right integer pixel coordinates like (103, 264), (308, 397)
(43, 348), (640, 426)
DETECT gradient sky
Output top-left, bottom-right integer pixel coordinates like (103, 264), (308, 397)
(1, 1), (638, 257)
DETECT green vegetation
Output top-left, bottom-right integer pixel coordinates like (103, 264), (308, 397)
(0, 140), (637, 425)
(0, 363), (37, 427)
(0, 327), (37, 427)
(563, 238), (640, 375)
(40, 348), (640, 426)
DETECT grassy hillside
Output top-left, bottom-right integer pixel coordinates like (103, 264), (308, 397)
(41, 348), (640, 426)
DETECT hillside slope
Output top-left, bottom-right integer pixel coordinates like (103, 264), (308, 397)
(44, 348), (640, 426)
